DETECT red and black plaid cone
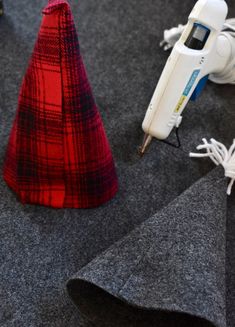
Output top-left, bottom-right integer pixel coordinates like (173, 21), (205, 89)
(3, 0), (118, 208)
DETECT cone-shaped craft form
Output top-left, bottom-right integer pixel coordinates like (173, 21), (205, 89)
(3, 0), (118, 208)
(67, 167), (227, 327)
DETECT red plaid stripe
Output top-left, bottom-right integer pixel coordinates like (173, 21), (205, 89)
(3, 0), (118, 208)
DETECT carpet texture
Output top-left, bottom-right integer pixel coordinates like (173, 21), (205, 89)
(0, 0), (235, 326)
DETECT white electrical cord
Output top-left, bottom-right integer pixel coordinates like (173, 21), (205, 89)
(190, 138), (235, 195)
(223, 18), (235, 34)
(160, 24), (185, 51)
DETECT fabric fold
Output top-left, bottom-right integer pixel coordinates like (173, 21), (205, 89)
(3, 0), (118, 208)
(67, 167), (227, 327)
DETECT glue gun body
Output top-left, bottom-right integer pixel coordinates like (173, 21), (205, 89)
(142, 0), (231, 148)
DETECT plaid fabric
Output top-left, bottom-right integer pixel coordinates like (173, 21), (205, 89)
(3, 0), (118, 208)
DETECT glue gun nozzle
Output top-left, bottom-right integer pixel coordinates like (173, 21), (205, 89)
(138, 134), (152, 157)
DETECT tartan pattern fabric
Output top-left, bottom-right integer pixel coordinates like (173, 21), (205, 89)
(3, 0), (118, 208)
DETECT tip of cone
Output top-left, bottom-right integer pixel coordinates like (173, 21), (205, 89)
(43, 0), (70, 15)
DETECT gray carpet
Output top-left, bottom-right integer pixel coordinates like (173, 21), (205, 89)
(0, 0), (235, 326)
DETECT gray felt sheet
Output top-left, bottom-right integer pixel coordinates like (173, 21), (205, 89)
(0, 0), (235, 326)
(67, 167), (227, 327)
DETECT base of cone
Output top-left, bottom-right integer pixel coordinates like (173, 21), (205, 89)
(3, 175), (118, 209)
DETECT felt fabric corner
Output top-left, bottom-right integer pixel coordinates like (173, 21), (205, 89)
(3, 0), (118, 209)
(67, 167), (227, 327)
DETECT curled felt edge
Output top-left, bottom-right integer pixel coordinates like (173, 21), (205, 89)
(66, 167), (227, 327)
(67, 278), (219, 327)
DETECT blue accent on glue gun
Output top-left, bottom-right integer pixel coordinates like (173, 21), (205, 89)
(190, 75), (209, 101)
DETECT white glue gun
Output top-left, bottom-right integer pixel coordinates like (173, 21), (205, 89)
(140, 0), (235, 155)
